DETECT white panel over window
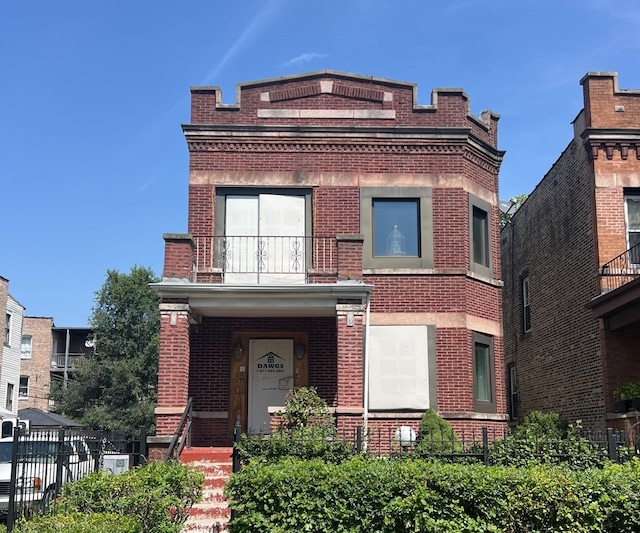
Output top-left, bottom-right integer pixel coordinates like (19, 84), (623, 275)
(225, 194), (305, 284)
(369, 325), (429, 410)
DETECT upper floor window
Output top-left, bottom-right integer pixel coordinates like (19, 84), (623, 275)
(469, 195), (492, 278)
(522, 277), (531, 333)
(361, 187), (433, 269)
(18, 376), (28, 398)
(4, 313), (10, 346)
(473, 331), (496, 413)
(624, 194), (640, 264)
(21, 335), (32, 358)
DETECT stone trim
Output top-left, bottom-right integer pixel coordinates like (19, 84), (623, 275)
(257, 109), (396, 119)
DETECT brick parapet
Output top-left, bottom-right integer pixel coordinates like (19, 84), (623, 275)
(163, 234), (195, 280)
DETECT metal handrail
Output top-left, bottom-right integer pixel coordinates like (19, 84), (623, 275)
(600, 242), (640, 292)
(163, 397), (193, 462)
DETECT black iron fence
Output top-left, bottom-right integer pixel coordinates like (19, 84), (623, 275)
(232, 423), (640, 473)
(3, 427), (147, 532)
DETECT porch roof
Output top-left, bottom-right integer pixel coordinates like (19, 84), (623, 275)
(152, 279), (374, 318)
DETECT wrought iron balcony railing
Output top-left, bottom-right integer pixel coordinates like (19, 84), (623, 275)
(193, 236), (337, 283)
(600, 242), (640, 293)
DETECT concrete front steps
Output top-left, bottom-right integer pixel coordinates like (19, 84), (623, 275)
(180, 447), (233, 532)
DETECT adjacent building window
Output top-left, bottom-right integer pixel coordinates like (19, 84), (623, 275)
(473, 332), (496, 413)
(361, 187), (433, 269)
(624, 194), (640, 264)
(5, 383), (13, 412)
(368, 325), (436, 410)
(19, 376), (28, 398)
(522, 277), (531, 333)
(4, 313), (10, 346)
(21, 335), (32, 358)
(469, 195), (493, 278)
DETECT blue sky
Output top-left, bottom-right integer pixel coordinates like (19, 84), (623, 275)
(2, 0), (640, 326)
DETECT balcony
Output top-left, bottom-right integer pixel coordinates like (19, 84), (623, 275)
(599, 242), (640, 293)
(589, 242), (640, 331)
(50, 353), (86, 371)
(193, 235), (338, 283)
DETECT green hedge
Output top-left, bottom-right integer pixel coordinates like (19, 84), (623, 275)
(224, 456), (640, 532)
(13, 461), (203, 533)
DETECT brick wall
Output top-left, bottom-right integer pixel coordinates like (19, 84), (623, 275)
(21, 317), (53, 411)
(157, 72), (507, 442)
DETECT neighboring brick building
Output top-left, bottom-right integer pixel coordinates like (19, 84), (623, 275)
(153, 71), (507, 450)
(502, 72), (640, 431)
(19, 317), (53, 411)
(19, 319), (93, 412)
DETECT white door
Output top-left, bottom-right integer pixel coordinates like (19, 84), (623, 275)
(225, 194), (305, 284)
(248, 339), (294, 434)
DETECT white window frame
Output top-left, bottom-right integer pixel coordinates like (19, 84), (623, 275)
(5, 383), (14, 412)
(522, 277), (531, 333)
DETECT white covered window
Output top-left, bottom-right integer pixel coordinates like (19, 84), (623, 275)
(21, 335), (32, 358)
(368, 325), (430, 410)
(222, 193), (307, 284)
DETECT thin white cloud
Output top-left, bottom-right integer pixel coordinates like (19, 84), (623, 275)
(282, 52), (328, 68)
(199, 0), (283, 86)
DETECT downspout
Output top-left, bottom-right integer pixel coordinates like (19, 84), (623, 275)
(363, 292), (371, 451)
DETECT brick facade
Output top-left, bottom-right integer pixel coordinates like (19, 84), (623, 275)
(502, 72), (640, 431)
(20, 317), (54, 411)
(155, 71), (507, 447)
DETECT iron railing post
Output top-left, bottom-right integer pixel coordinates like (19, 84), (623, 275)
(7, 425), (22, 532)
(607, 428), (619, 462)
(482, 427), (489, 465)
(232, 419), (241, 474)
(139, 426), (147, 466)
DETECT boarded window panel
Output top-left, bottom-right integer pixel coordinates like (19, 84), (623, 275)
(225, 196), (259, 283)
(369, 325), (429, 410)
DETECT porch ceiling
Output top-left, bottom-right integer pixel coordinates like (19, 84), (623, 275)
(152, 280), (374, 318)
(587, 277), (640, 331)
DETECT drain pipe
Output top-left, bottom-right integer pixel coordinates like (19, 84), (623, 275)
(363, 292), (371, 451)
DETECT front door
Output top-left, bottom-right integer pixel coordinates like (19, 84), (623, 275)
(248, 339), (294, 434)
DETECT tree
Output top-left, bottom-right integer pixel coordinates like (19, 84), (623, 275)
(500, 194), (528, 228)
(50, 266), (160, 434)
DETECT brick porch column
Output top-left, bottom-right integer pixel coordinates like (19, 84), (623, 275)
(151, 303), (192, 459)
(335, 301), (365, 436)
(163, 234), (195, 280)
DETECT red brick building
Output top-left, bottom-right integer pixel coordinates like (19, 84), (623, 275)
(153, 71), (507, 450)
(502, 72), (640, 431)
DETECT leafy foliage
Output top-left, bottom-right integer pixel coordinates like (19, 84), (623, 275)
(489, 411), (607, 469)
(414, 408), (460, 455)
(14, 512), (140, 533)
(279, 387), (333, 430)
(236, 387), (355, 464)
(31, 461), (204, 533)
(225, 456), (640, 532)
(50, 266), (160, 434)
(500, 193), (528, 228)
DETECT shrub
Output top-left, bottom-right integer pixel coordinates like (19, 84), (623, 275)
(50, 461), (203, 533)
(236, 386), (355, 464)
(279, 387), (333, 430)
(489, 411), (606, 469)
(14, 512), (140, 533)
(413, 408), (461, 456)
(225, 455), (640, 532)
